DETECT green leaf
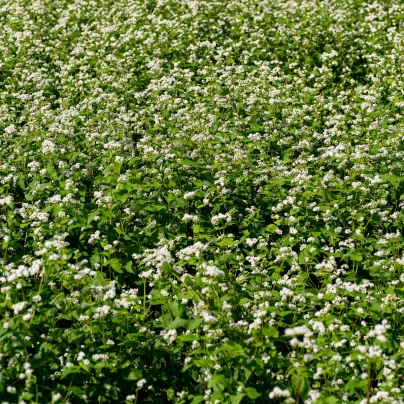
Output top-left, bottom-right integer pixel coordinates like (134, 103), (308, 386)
(87, 210), (101, 224)
(124, 260), (133, 273)
(221, 342), (246, 357)
(168, 317), (189, 329)
(263, 326), (279, 338)
(186, 318), (203, 330)
(184, 276), (193, 287)
(346, 379), (367, 393)
(160, 313), (172, 327)
(325, 396), (340, 404)
(217, 238), (238, 247)
(226, 56), (235, 65)
(67, 332), (83, 344)
(162, 261), (172, 274)
(230, 393), (245, 404)
(348, 253), (362, 262)
(266, 224), (279, 233)
(291, 375), (310, 398)
(39, 182), (51, 191)
(394, 288), (404, 297)
(192, 224), (202, 233)
(208, 374), (230, 390)
(123, 370), (142, 381)
(170, 301), (184, 317)
(109, 258), (122, 272)
(94, 361), (106, 369)
(51, 205), (64, 216)
(380, 174), (401, 189)
(190, 396), (204, 404)
(79, 362), (90, 373)
(61, 366), (82, 379)
(245, 387), (260, 399)
(71, 386), (87, 398)
(20, 393), (34, 401)
(18, 177), (25, 190)
(115, 192), (129, 202)
(244, 366), (252, 381)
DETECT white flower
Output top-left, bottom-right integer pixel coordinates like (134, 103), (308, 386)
(200, 262), (224, 277)
(183, 191), (195, 200)
(77, 352), (86, 361)
(211, 212), (231, 225)
(0, 195), (12, 206)
(202, 312), (217, 323)
(93, 305), (110, 318)
(12, 301), (27, 315)
(284, 326), (309, 336)
(269, 387), (290, 399)
(92, 354), (108, 361)
(246, 238), (258, 247)
(177, 242), (208, 260)
(52, 393), (62, 402)
(42, 139), (56, 154)
(137, 379), (146, 388)
(182, 214), (199, 222)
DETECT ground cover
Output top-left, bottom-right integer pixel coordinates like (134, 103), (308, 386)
(1, 0), (404, 402)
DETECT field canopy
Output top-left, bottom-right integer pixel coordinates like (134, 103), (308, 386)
(1, 0), (404, 402)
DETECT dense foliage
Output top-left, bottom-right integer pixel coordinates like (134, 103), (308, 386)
(1, 0), (404, 402)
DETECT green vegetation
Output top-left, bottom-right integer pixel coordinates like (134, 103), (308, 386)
(1, 0), (404, 402)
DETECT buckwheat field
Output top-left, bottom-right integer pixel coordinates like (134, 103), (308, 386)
(2, 0), (404, 402)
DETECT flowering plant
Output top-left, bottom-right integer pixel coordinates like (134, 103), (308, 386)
(1, 0), (404, 403)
